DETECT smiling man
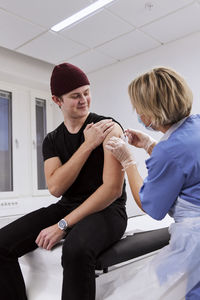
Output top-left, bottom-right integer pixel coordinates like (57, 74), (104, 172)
(0, 63), (127, 300)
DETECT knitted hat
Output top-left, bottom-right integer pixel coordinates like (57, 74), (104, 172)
(50, 63), (90, 97)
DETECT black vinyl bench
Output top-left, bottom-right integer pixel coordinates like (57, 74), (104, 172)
(19, 226), (170, 299)
(96, 227), (170, 273)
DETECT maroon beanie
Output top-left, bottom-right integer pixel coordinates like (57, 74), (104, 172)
(50, 63), (90, 97)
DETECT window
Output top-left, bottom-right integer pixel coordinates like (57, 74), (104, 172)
(35, 98), (47, 190)
(0, 83), (54, 216)
(0, 90), (13, 192)
(31, 91), (53, 196)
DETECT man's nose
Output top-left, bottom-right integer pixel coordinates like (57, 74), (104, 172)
(79, 95), (87, 103)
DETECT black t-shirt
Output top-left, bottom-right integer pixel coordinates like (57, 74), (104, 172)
(43, 112), (126, 207)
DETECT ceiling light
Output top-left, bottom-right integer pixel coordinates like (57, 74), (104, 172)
(51, 0), (116, 32)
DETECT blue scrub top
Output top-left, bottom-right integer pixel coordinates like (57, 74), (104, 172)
(140, 114), (200, 220)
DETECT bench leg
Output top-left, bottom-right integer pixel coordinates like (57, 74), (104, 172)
(103, 267), (108, 273)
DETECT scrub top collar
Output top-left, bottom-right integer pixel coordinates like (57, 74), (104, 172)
(159, 116), (189, 142)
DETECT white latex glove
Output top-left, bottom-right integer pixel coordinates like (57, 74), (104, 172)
(125, 129), (157, 153)
(106, 136), (136, 170)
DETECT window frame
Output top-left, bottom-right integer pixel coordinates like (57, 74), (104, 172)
(30, 90), (54, 196)
(0, 89), (13, 192)
(0, 84), (19, 199)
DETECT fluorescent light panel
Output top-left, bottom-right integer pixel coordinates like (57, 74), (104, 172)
(51, 0), (116, 32)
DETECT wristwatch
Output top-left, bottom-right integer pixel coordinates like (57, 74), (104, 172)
(58, 219), (68, 231)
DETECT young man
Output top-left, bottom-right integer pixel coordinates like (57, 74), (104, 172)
(0, 63), (127, 300)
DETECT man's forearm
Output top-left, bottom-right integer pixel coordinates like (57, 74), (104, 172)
(63, 183), (122, 227)
(47, 142), (93, 197)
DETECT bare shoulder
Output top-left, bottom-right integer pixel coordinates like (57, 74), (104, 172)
(103, 122), (123, 145)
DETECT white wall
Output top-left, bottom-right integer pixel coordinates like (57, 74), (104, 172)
(88, 31), (200, 216)
(0, 46), (52, 91)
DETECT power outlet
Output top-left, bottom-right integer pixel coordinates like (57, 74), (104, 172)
(0, 200), (19, 208)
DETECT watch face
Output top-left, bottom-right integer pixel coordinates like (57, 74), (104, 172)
(58, 219), (67, 230)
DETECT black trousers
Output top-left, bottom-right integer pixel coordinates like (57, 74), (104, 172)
(0, 202), (127, 300)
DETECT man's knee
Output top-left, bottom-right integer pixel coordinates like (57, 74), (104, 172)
(61, 234), (94, 268)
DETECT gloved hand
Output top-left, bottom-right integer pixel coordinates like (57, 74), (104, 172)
(106, 136), (136, 170)
(125, 129), (157, 153)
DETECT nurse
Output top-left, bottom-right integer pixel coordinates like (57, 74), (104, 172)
(106, 67), (200, 300)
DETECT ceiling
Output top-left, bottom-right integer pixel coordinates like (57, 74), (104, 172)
(0, 0), (200, 73)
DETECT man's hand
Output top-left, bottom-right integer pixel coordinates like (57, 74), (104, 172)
(35, 224), (65, 251)
(84, 119), (114, 150)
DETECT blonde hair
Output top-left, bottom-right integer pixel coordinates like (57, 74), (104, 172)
(128, 67), (193, 127)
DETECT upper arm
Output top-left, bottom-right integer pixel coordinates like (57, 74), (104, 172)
(44, 157), (62, 186)
(43, 133), (62, 186)
(102, 123), (124, 189)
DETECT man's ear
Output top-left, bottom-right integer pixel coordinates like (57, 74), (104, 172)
(52, 95), (62, 108)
